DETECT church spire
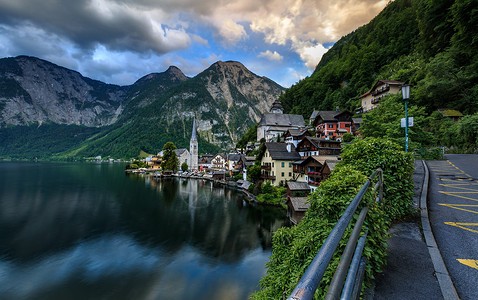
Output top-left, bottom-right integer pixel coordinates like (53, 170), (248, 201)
(191, 116), (197, 141)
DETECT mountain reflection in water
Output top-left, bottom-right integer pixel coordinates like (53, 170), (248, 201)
(0, 162), (289, 300)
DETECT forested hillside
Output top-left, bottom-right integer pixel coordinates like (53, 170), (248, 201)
(280, 0), (477, 117)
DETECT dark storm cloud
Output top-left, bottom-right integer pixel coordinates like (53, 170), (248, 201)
(0, 0), (191, 54)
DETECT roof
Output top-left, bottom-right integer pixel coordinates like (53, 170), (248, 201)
(297, 136), (341, 150)
(175, 148), (189, 156)
(288, 197), (310, 211)
(287, 181), (310, 191)
(310, 110), (319, 120)
(324, 160), (338, 171)
(352, 118), (363, 124)
(213, 153), (227, 160)
(227, 153), (244, 162)
(191, 116), (197, 141)
(239, 180), (252, 190)
(438, 109), (463, 117)
(259, 113), (305, 127)
(264, 142), (301, 161)
(270, 100), (284, 112)
(314, 156), (340, 164)
(313, 110), (352, 123)
(285, 128), (311, 137)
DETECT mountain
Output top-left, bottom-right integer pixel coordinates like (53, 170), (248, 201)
(73, 61), (284, 158)
(279, 0), (477, 117)
(0, 56), (284, 159)
(0, 56), (128, 127)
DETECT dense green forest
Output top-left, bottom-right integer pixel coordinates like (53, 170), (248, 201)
(280, 0), (477, 118)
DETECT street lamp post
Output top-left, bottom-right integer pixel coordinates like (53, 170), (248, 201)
(401, 84), (411, 152)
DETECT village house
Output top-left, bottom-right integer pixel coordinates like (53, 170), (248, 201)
(352, 118), (363, 136)
(295, 136), (341, 158)
(198, 154), (213, 171)
(358, 80), (405, 113)
(257, 100), (306, 142)
(312, 110), (353, 140)
(285, 181), (311, 224)
(284, 128), (312, 148)
(292, 155), (340, 189)
(321, 159), (339, 181)
(147, 155), (162, 169)
(227, 153), (246, 174)
(286, 197), (310, 225)
(260, 142), (301, 186)
(211, 153), (227, 170)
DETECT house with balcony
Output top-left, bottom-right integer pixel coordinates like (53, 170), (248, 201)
(292, 155), (340, 190)
(358, 80), (404, 113)
(295, 136), (341, 158)
(312, 110), (353, 140)
(211, 153), (227, 170)
(260, 142), (301, 186)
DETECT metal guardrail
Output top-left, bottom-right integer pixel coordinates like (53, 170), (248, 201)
(287, 169), (383, 300)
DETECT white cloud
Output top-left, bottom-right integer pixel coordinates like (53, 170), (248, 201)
(258, 50), (283, 61)
(295, 43), (329, 69)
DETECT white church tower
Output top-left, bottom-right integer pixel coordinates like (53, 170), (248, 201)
(189, 116), (198, 170)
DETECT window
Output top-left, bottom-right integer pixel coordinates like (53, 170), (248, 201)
(272, 162), (274, 167)
(281, 172), (284, 177)
(281, 162), (284, 167)
(289, 172), (292, 177)
(289, 163), (291, 167)
(328, 124), (334, 129)
(345, 124), (350, 127)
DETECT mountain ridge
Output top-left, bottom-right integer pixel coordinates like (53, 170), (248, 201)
(0, 56), (284, 159)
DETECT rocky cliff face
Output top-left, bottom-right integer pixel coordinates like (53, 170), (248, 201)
(156, 61), (284, 149)
(0, 56), (128, 127)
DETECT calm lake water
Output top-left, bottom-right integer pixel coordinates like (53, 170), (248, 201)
(0, 162), (289, 300)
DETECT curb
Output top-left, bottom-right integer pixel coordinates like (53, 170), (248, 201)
(420, 160), (460, 300)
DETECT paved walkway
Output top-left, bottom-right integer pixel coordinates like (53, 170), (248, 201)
(371, 160), (444, 299)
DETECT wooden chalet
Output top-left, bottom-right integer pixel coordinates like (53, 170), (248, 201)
(296, 136), (341, 158)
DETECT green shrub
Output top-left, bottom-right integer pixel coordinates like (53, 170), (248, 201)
(339, 137), (415, 220)
(256, 181), (286, 207)
(252, 166), (387, 299)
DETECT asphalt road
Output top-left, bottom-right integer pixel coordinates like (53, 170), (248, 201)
(427, 154), (478, 300)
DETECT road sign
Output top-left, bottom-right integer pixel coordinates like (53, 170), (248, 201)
(401, 117), (413, 127)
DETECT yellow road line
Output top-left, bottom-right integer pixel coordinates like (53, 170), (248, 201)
(439, 203), (478, 214)
(457, 259), (478, 270)
(439, 184), (478, 191)
(438, 191), (478, 202)
(444, 222), (478, 233)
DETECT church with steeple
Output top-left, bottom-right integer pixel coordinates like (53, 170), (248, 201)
(189, 116), (198, 170)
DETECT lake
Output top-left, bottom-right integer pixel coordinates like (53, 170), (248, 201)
(0, 162), (289, 300)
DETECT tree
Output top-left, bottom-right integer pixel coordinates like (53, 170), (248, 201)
(360, 95), (435, 149)
(247, 164), (261, 183)
(161, 142), (179, 171)
(181, 162), (188, 172)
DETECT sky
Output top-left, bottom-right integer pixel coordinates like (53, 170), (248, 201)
(0, 0), (387, 87)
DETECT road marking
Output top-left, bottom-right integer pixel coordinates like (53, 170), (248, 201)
(439, 204), (478, 214)
(438, 191), (478, 202)
(444, 222), (478, 233)
(457, 259), (478, 270)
